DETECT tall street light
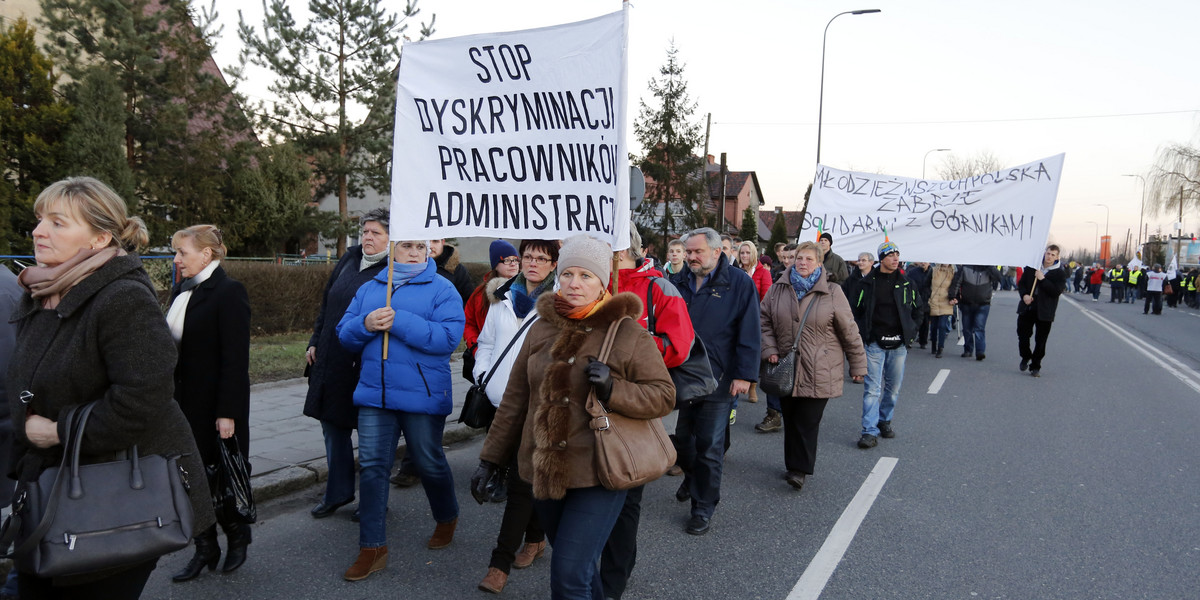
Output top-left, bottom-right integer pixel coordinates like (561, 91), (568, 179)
(815, 9), (881, 166)
(923, 148), (950, 179)
(1085, 220), (1100, 261)
(1093, 203), (1110, 265)
(1123, 174), (1146, 251)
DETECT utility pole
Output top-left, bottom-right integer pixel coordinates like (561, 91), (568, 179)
(1177, 186), (1184, 267)
(719, 152), (728, 233)
(701, 113), (711, 227)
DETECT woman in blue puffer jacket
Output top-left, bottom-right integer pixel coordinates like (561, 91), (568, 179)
(336, 240), (465, 582)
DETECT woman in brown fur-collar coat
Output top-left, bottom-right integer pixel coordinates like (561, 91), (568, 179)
(474, 235), (674, 600)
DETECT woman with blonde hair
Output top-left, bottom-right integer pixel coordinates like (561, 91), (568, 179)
(9, 177), (214, 598)
(167, 224), (254, 581)
(736, 241), (771, 301)
(760, 241), (866, 490)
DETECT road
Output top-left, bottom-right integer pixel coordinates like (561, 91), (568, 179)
(142, 289), (1200, 599)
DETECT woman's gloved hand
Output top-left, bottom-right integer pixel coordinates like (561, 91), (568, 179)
(470, 460), (500, 505)
(585, 359), (613, 402)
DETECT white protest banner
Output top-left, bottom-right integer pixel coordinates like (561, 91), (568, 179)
(801, 154), (1065, 266)
(390, 9), (630, 249)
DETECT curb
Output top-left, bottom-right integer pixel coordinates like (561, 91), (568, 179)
(248, 421), (487, 503)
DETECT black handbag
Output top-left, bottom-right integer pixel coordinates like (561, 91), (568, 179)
(459, 316), (539, 428)
(760, 294), (818, 398)
(212, 435), (256, 525)
(0, 402), (194, 578)
(645, 278), (718, 408)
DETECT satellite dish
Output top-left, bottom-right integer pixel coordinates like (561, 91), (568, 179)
(629, 165), (646, 210)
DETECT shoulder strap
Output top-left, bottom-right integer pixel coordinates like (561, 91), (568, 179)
(480, 316), (539, 387)
(791, 293), (818, 350)
(645, 278), (657, 335)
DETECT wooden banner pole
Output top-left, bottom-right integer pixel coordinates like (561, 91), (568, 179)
(383, 241), (394, 360)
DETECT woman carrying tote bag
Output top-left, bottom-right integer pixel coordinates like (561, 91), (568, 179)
(8, 177), (214, 598)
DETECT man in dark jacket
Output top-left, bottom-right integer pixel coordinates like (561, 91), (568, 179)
(1017, 245), (1067, 378)
(950, 264), (1002, 361)
(668, 227), (760, 536)
(430, 239), (476, 303)
(818, 232), (850, 284)
(845, 240), (922, 449)
(905, 262), (931, 349)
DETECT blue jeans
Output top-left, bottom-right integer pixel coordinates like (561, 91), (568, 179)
(673, 393), (733, 520)
(959, 303), (990, 355)
(357, 407), (458, 548)
(931, 315), (951, 351)
(534, 486), (626, 600)
(321, 420), (356, 505)
(862, 343), (906, 436)
(766, 393), (781, 412)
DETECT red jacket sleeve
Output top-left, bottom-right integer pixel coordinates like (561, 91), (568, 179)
(753, 267), (771, 301)
(647, 280), (696, 368)
(463, 283), (488, 350)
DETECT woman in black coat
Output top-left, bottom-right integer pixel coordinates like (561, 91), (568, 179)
(9, 177), (215, 598)
(166, 224), (253, 581)
(304, 208), (390, 519)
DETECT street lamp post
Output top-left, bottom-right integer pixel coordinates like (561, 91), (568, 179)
(1123, 174), (1146, 253)
(923, 148), (950, 179)
(1093, 203), (1110, 266)
(1085, 220), (1100, 262)
(815, 9), (881, 166)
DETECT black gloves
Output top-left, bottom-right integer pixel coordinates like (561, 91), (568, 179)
(470, 460), (499, 505)
(585, 359), (613, 402)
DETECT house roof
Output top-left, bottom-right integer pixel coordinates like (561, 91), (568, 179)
(707, 171), (763, 204)
(760, 209), (805, 240)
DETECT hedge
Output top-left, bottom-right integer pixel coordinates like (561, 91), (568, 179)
(223, 261), (335, 336)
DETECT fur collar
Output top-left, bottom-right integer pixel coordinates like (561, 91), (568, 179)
(485, 276), (509, 305)
(534, 290), (643, 329)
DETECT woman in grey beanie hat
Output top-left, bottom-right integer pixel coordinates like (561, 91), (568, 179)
(557, 234), (613, 284)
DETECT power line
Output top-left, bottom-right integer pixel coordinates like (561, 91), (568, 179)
(716, 109), (1200, 127)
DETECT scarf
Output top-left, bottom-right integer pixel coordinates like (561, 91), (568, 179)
(360, 247), (389, 271)
(166, 260), (220, 343)
(510, 271), (557, 319)
(18, 247), (123, 310)
(789, 266), (822, 303)
(554, 289), (610, 320)
(390, 260), (427, 290)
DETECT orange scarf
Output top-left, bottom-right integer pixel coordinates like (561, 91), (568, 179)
(554, 289), (610, 320)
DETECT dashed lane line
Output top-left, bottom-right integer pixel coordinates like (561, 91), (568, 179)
(787, 457), (899, 600)
(927, 369), (950, 394)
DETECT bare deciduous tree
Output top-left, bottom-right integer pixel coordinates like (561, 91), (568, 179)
(936, 151), (1005, 180)
(1147, 143), (1200, 218)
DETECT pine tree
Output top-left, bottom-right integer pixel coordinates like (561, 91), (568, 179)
(40, 0), (267, 247)
(62, 68), (136, 202)
(767, 212), (789, 259)
(0, 18), (72, 253)
(634, 42), (707, 245)
(739, 205), (758, 244)
(236, 0), (435, 255)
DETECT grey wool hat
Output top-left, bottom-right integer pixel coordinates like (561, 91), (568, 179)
(558, 234), (613, 282)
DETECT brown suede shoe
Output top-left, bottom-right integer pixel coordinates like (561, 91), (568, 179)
(478, 567), (508, 594)
(343, 546), (387, 581)
(427, 518), (457, 549)
(512, 540), (546, 569)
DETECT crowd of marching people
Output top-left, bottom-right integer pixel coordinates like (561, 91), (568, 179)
(2, 177), (1197, 600)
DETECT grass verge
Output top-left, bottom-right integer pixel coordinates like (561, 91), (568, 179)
(249, 332), (309, 385)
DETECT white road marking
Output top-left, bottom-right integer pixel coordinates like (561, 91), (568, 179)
(787, 457), (899, 600)
(1067, 300), (1200, 395)
(927, 369), (950, 394)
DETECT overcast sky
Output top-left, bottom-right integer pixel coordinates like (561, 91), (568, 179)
(212, 0), (1200, 256)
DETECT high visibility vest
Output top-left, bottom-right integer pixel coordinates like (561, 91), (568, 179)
(1188, 275), (1197, 291)
(1111, 268), (1125, 283)
(1128, 270), (1140, 285)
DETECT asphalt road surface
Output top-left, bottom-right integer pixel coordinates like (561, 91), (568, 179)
(143, 290), (1200, 600)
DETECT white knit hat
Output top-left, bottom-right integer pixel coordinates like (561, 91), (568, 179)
(558, 234), (613, 282)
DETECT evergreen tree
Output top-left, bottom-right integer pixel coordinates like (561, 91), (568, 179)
(738, 205), (758, 244)
(0, 18), (72, 253)
(40, 0), (265, 246)
(767, 212), (788, 259)
(62, 68), (136, 202)
(633, 42), (707, 243)
(236, 0), (435, 254)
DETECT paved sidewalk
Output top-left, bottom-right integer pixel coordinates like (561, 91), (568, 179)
(247, 360), (483, 502)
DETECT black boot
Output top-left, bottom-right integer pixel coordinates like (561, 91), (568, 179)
(172, 525), (220, 582)
(221, 521), (252, 573)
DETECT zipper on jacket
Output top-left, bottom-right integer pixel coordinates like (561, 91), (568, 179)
(416, 364), (432, 396)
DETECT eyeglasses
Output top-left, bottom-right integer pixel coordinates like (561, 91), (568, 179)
(499, 257), (520, 266)
(522, 255), (552, 265)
